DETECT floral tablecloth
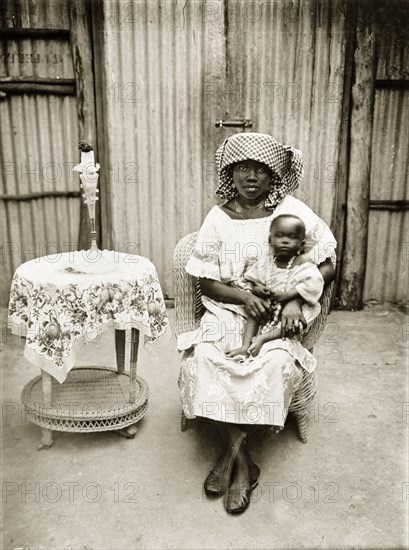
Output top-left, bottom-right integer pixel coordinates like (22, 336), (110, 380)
(8, 250), (170, 383)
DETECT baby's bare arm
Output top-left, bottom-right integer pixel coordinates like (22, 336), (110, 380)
(270, 288), (300, 303)
(252, 284), (271, 299)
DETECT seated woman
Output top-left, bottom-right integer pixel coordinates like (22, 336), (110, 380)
(177, 132), (336, 515)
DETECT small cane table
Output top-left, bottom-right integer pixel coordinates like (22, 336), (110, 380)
(8, 250), (170, 449)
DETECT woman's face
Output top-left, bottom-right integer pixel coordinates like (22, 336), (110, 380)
(231, 160), (272, 201)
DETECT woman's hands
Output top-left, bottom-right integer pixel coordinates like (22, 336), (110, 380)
(253, 285), (298, 305)
(269, 289), (287, 303)
(243, 293), (270, 322)
(199, 278), (270, 322)
(281, 299), (307, 338)
(252, 284), (271, 299)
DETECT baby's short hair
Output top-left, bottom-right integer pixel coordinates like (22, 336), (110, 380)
(270, 214), (306, 238)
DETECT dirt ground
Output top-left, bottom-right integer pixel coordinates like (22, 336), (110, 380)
(1, 304), (408, 550)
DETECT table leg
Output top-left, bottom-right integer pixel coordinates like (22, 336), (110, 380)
(117, 328), (140, 439)
(129, 328), (140, 403)
(39, 370), (53, 450)
(115, 329), (126, 373)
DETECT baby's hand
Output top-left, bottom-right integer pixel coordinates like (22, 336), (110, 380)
(248, 336), (264, 357)
(269, 290), (287, 302)
(226, 345), (249, 361)
(252, 285), (271, 299)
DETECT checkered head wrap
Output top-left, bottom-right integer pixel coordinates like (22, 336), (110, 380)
(215, 132), (304, 209)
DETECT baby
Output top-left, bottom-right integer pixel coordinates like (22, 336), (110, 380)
(227, 214), (324, 359)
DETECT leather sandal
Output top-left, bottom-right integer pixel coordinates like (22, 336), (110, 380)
(249, 462), (260, 491)
(223, 482), (251, 514)
(204, 467), (230, 497)
(243, 441), (260, 490)
(204, 460), (260, 496)
(204, 430), (246, 497)
(223, 449), (254, 514)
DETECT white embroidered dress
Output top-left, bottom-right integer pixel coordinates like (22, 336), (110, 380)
(178, 195), (336, 427)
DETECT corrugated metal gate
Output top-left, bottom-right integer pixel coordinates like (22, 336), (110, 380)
(92, 0), (348, 301)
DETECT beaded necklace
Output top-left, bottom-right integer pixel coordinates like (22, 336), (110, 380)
(260, 254), (297, 334)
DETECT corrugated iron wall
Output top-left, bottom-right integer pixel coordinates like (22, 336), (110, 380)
(363, 4), (409, 302)
(3, 0), (405, 304)
(364, 90), (409, 301)
(224, 0), (346, 222)
(97, 0), (347, 299)
(0, 0), (80, 305)
(95, 0), (218, 297)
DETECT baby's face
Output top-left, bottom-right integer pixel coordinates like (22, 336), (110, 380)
(269, 218), (305, 260)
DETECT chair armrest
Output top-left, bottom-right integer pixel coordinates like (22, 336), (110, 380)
(301, 282), (334, 350)
(173, 232), (201, 337)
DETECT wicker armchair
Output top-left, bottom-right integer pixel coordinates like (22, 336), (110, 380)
(174, 232), (333, 443)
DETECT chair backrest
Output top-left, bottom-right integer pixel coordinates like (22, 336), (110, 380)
(174, 231), (333, 349)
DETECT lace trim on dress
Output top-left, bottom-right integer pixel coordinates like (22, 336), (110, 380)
(185, 253), (221, 281)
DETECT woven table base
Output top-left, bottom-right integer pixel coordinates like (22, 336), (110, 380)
(22, 367), (149, 448)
